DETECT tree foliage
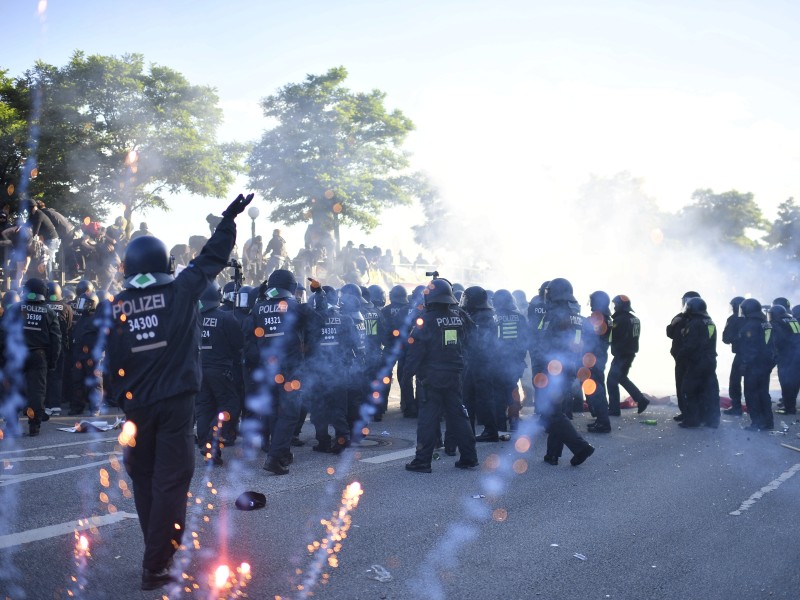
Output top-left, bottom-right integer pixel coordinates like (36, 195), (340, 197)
(680, 189), (769, 249)
(0, 52), (245, 221)
(247, 66), (422, 232)
(764, 197), (800, 260)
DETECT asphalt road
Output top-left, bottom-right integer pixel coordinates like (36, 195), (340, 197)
(1, 392), (799, 600)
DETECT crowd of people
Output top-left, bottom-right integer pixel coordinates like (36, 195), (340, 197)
(2, 195), (799, 590)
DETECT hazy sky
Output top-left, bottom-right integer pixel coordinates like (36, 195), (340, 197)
(5, 0), (800, 255)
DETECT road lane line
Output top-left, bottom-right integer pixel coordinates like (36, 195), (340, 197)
(0, 458), (114, 486)
(361, 448), (416, 464)
(0, 512), (138, 549)
(729, 462), (800, 516)
(0, 437), (117, 456)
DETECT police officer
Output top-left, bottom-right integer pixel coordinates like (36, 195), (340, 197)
(666, 291), (701, 421)
(737, 298), (774, 431)
(460, 286), (500, 440)
(368, 284), (387, 309)
(768, 305), (800, 415)
(404, 279), (478, 473)
(586, 291), (612, 433)
(308, 285), (360, 453)
(357, 285), (388, 421)
(536, 278), (594, 466)
(677, 297), (720, 428)
(338, 286), (369, 431)
(527, 280), (550, 412)
(492, 289), (528, 432)
(45, 281), (74, 416)
(608, 295), (649, 416)
(69, 292), (102, 416)
(220, 281), (237, 311)
(17, 278), (61, 436)
(105, 193), (253, 591)
(249, 269), (322, 475)
(721, 296), (746, 416)
(197, 281), (244, 465)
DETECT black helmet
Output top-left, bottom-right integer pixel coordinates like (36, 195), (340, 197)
(493, 289), (515, 311)
(425, 279), (457, 305)
(2, 290), (20, 308)
(681, 291), (701, 307)
(460, 286), (490, 310)
(359, 286), (372, 304)
(772, 297), (791, 310)
(46, 281), (62, 302)
(545, 278), (574, 303)
(684, 297), (708, 316)
(266, 269), (297, 299)
(589, 290), (611, 313)
(451, 282), (466, 294)
(75, 294), (98, 314)
(222, 281), (237, 304)
(739, 298), (762, 318)
(76, 279), (95, 297)
(768, 304), (788, 322)
(792, 305), (800, 321)
(367, 284), (386, 308)
(612, 294), (633, 312)
(730, 296), (745, 312)
(123, 236), (173, 289)
(23, 278), (47, 302)
(538, 280), (550, 300)
(340, 283), (368, 305)
(235, 285), (256, 310)
(389, 285), (408, 305)
(199, 281), (221, 312)
(339, 293), (364, 319)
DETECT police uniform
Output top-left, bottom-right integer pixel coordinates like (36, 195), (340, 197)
(585, 291), (612, 433)
(492, 290), (528, 432)
(404, 280), (478, 472)
(380, 286), (412, 416)
(45, 284), (74, 414)
(536, 278), (594, 466)
(737, 299), (774, 431)
(607, 296), (649, 415)
(666, 291), (700, 421)
(105, 193), (251, 590)
(461, 286), (499, 440)
(196, 285), (245, 464)
(18, 279), (62, 436)
(768, 306), (800, 415)
(677, 298), (719, 428)
(69, 296), (103, 415)
(721, 297), (746, 415)
(359, 291), (388, 420)
(527, 282), (549, 412)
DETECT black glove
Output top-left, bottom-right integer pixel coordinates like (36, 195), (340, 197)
(222, 193), (255, 218)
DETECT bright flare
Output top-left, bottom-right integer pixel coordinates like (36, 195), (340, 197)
(214, 564), (230, 588)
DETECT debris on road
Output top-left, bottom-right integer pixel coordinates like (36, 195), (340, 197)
(366, 564), (393, 582)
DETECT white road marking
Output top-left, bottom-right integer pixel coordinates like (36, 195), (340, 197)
(361, 448), (416, 464)
(0, 512), (138, 549)
(0, 436), (117, 456)
(0, 458), (114, 486)
(729, 462), (800, 516)
(0, 456), (55, 463)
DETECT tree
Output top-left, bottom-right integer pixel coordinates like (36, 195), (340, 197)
(0, 52), (245, 222)
(680, 189), (768, 249)
(412, 181), (451, 250)
(247, 66), (421, 236)
(765, 197), (800, 259)
(0, 69), (33, 212)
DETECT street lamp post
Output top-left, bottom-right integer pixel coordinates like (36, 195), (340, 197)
(247, 206), (260, 241)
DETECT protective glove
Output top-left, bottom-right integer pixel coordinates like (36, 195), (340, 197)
(307, 277), (322, 292)
(222, 193), (255, 218)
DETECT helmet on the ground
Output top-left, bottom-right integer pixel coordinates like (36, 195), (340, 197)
(368, 284), (386, 308)
(46, 281), (62, 302)
(425, 279), (457, 305)
(739, 298), (762, 318)
(389, 285), (408, 305)
(589, 290), (611, 312)
(460, 286), (490, 310)
(23, 278), (47, 302)
(684, 297), (708, 316)
(265, 269), (297, 299)
(612, 294), (633, 312)
(122, 236), (173, 289)
(546, 278), (574, 303)
(199, 281), (221, 311)
(772, 297), (791, 310)
(492, 289), (515, 311)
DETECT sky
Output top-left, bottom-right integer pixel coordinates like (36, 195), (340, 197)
(4, 0), (800, 391)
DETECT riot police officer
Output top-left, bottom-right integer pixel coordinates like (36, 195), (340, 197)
(105, 193), (253, 591)
(586, 291), (612, 433)
(357, 285), (387, 421)
(768, 304), (800, 415)
(737, 298), (774, 431)
(45, 281), (73, 415)
(722, 296), (746, 416)
(249, 269), (322, 475)
(677, 297), (720, 428)
(666, 291), (701, 421)
(536, 278), (594, 466)
(17, 278), (61, 436)
(527, 280), (550, 412)
(69, 293), (102, 416)
(608, 295), (649, 415)
(461, 286), (499, 440)
(492, 289), (528, 432)
(404, 279), (478, 473)
(197, 281), (244, 465)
